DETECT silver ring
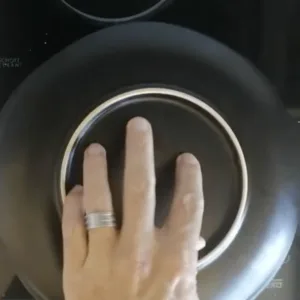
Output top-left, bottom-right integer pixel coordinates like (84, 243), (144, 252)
(85, 212), (116, 229)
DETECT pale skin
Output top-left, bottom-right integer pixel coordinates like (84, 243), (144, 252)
(62, 117), (205, 300)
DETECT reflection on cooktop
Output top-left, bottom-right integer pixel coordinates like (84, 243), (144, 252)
(257, 243), (299, 300)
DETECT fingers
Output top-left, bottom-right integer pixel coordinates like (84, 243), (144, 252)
(196, 237), (206, 251)
(121, 117), (156, 251)
(62, 185), (87, 271)
(83, 143), (116, 254)
(165, 153), (204, 256)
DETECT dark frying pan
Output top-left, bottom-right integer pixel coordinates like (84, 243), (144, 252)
(0, 22), (298, 299)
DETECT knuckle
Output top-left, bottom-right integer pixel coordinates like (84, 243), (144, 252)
(117, 247), (152, 275)
(181, 192), (203, 216)
(182, 193), (196, 208)
(130, 176), (156, 196)
(117, 255), (140, 273)
(174, 193), (197, 219)
(162, 255), (186, 278)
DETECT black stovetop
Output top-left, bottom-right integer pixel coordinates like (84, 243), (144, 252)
(2, 241), (299, 299)
(0, 0), (299, 299)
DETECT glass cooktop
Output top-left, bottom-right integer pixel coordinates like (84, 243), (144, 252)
(0, 0), (299, 299)
(1, 0), (300, 110)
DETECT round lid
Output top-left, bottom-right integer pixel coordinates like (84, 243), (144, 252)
(60, 87), (248, 269)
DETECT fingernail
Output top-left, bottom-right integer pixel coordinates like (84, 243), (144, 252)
(178, 153), (198, 165)
(71, 185), (83, 194)
(86, 143), (105, 156)
(127, 117), (150, 131)
(196, 237), (206, 251)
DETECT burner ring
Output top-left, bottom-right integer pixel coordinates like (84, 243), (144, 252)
(60, 0), (172, 24)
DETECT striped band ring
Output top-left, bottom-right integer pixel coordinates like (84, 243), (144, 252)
(85, 212), (116, 229)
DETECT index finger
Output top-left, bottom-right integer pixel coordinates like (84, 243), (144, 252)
(165, 153), (204, 252)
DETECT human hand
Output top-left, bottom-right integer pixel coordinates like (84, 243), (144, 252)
(62, 117), (205, 300)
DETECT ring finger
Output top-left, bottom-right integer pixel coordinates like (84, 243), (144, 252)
(83, 143), (116, 255)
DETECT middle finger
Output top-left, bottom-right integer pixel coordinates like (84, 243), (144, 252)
(121, 117), (156, 251)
